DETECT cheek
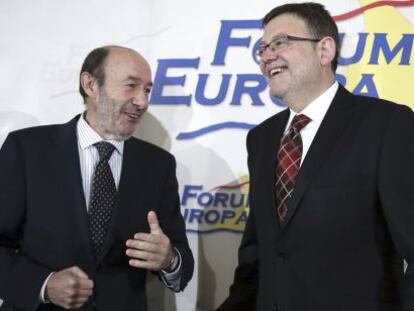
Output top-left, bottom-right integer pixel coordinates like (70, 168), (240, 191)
(259, 62), (267, 76)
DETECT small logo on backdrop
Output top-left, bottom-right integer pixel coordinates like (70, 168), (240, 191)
(181, 176), (250, 234)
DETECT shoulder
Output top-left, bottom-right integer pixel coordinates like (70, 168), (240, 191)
(337, 85), (411, 116)
(349, 93), (413, 126)
(1, 122), (71, 161)
(6, 115), (78, 143)
(5, 123), (68, 150)
(10, 123), (61, 139)
(248, 108), (288, 139)
(354, 93), (406, 110)
(125, 136), (175, 163)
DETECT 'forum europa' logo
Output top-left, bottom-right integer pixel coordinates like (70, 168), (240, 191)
(181, 176), (250, 234)
(150, 0), (414, 140)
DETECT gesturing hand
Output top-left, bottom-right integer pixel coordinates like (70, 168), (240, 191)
(46, 266), (93, 309)
(126, 211), (174, 271)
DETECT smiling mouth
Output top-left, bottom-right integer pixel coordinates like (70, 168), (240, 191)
(125, 112), (141, 120)
(269, 67), (286, 76)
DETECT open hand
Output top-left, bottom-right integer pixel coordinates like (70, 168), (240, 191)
(126, 211), (174, 271)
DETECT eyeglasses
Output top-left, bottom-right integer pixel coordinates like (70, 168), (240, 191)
(256, 34), (321, 57)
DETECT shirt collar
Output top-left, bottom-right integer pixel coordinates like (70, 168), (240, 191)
(77, 113), (124, 155)
(287, 81), (339, 128)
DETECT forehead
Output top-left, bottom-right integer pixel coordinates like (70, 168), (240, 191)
(262, 13), (309, 42)
(104, 48), (152, 84)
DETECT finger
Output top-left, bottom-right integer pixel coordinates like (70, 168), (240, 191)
(126, 248), (162, 261)
(68, 289), (93, 303)
(76, 278), (94, 290)
(128, 258), (161, 271)
(71, 303), (86, 310)
(71, 301), (88, 310)
(129, 232), (166, 244)
(126, 239), (159, 253)
(59, 287), (93, 309)
(147, 211), (163, 235)
(69, 296), (90, 310)
(62, 280), (93, 297)
(73, 288), (94, 297)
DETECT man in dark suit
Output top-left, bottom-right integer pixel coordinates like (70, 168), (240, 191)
(218, 2), (414, 311)
(0, 46), (194, 310)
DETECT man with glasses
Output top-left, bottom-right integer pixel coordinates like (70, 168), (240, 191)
(218, 2), (414, 311)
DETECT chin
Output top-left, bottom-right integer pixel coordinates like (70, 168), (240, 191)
(270, 83), (289, 97)
(120, 129), (136, 140)
(112, 134), (131, 141)
(269, 90), (284, 99)
(115, 121), (138, 137)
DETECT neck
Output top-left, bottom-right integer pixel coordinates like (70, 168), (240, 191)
(84, 110), (115, 140)
(285, 76), (335, 113)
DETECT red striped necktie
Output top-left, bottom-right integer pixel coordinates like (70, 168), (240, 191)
(275, 114), (311, 224)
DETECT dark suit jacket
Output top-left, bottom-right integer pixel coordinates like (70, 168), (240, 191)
(0, 115), (194, 311)
(217, 85), (414, 311)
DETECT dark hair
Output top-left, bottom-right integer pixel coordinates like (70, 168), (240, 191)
(263, 2), (339, 72)
(79, 46), (111, 101)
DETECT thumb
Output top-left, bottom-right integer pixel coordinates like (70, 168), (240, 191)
(148, 211), (163, 235)
(70, 266), (89, 279)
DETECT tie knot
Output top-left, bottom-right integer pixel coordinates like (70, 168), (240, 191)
(94, 141), (115, 161)
(290, 114), (311, 133)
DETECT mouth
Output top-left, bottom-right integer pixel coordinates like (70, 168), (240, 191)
(268, 66), (287, 77)
(124, 111), (142, 121)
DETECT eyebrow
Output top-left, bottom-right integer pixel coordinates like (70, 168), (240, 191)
(259, 33), (286, 45)
(124, 76), (153, 88)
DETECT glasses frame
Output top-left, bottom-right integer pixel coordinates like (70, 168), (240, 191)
(256, 34), (321, 57)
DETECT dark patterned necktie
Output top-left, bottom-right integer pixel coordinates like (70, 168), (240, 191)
(88, 141), (117, 257)
(275, 114), (311, 224)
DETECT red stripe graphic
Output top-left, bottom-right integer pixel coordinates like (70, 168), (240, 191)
(333, 0), (414, 21)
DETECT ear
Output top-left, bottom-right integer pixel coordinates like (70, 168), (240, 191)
(80, 72), (99, 100)
(318, 36), (336, 68)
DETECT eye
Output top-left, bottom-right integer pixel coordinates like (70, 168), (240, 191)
(274, 39), (285, 47)
(256, 47), (265, 56)
(126, 83), (136, 89)
(144, 87), (152, 95)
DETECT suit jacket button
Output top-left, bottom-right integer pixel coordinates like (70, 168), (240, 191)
(277, 252), (285, 262)
(273, 303), (281, 311)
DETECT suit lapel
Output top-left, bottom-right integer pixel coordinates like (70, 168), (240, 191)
(282, 86), (356, 229)
(52, 115), (95, 264)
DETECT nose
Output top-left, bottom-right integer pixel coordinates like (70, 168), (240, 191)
(131, 90), (149, 110)
(259, 49), (279, 75)
(260, 47), (279, 63)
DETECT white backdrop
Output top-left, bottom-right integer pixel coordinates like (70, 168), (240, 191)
(1, 0), (413, 310)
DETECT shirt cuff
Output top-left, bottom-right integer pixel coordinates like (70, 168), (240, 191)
(159, 247), (182, 291)
(39, 272), (55, 303)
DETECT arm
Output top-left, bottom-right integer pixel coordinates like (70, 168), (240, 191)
(0, 133), (52, 310)
(0, 133), (94, 310)
(216, 211), (259, 311)
(377, 105), (414, 310)
(216, 130), (259, 310)
(126, 156), (194, 291)
(157, 156), (194, 290)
